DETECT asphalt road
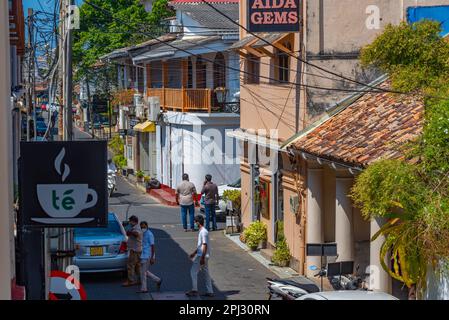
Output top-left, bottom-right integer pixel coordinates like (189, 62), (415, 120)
(73, 127), (276, 300)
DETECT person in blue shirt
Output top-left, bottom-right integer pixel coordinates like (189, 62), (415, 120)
(137, 221), (162, 293)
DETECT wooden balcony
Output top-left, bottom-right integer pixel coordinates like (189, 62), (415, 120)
(147, 88), (213, 113)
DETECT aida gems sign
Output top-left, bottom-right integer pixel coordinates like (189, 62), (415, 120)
(19, 141), (108, 227)
(247, 0), (300, 32)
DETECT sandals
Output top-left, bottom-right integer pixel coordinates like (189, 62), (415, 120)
(122, 281), (138, 287)
(185, 290), (199, 297)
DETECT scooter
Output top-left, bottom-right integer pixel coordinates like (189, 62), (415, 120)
(107, 167), (117, 197)
(266, 276), (320, 300)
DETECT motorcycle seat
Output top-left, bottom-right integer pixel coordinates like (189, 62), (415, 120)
(276, 277), (320, 293)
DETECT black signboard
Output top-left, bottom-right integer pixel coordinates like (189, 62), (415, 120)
(19, 141), (108, 227)
(92, 95), (108, 113)
(306, 243), (337, 257)
(247, 0), (300, 33)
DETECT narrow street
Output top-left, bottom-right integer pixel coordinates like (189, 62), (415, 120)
(80, 175), (276, 300)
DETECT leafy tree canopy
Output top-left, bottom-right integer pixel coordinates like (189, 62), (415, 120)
(353, 20), (449, 297)
(73, 0), (172, 82)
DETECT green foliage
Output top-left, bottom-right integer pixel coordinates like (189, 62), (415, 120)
(360, 20), (449, 93)
(276, 220), (284, 241)
(113, 154), (127, 169)
(272, 238), (290, 266)
(243, 221), (267, 249)
(136, 170), (145, 179)
(222, 189), (241, 212)
(355, 20), (449, 294)
(351, 160), (426, 220)
(108, 135), (124, 156)
(73, 0), (172, 87)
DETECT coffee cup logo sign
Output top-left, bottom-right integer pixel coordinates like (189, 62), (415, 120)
(20, 141), (107, 227)
(247, 0), (300, 32)
(32, 148), (99, 224)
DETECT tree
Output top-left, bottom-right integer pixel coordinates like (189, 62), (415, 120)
(352, 20), (449, 299)
(73, 0), (172, 91)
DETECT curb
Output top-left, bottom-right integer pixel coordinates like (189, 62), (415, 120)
(224, 232), (300, 279)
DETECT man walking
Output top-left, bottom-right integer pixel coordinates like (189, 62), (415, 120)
(200, 174), (219, 231)
(186, 215), (214, 297)
(122, 215), (142, 287)
(137, 221), (162, 293)
(176, 173), (198, 232)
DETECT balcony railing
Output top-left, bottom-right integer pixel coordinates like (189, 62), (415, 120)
(147, 88), (213, 113)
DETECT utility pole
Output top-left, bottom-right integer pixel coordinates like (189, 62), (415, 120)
(64, 0), (74, 141)
(26, 9), (33, 142)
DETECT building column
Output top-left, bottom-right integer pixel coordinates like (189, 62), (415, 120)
(369, 217), (391, 293)
(306, 167), (324, 277)
(335, 177), (354, 261)
(0, 0), (13, 299)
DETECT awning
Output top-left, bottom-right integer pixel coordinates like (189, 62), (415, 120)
(133, 121), (156, 133)
(229, 33), (290, 50)
(226, 129), (282, 151)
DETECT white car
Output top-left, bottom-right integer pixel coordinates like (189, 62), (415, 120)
(200, 178), (241, 214)
(296, 291), (398, 300)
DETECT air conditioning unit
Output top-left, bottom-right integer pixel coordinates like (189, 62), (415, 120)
(133, 93), (143, 107)
(147, 96), (161, 122)
(134, 93), (145, 119)
(169, 19), (182, 34)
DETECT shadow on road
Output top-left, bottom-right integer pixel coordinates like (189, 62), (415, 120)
(81, 227), (239, 300)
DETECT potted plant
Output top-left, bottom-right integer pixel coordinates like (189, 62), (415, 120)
(136, 170), (145, 183)
(222, 190), (242, 233)
(272, 238), (291, 267)
(243, 221), (267, 251)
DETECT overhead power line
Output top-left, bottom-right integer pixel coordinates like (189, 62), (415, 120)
(83, 0), (391, 95)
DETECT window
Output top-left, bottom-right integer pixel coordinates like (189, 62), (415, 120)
(196, 56), (207, 89)
(276, 42), (291, 83)
(187, 58), (193, 88)
(245, 54), (260, 84)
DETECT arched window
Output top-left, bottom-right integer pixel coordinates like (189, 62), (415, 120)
(276, 42), (291, 83)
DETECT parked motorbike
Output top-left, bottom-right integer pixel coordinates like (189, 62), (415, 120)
(266, 276), (320, 300)
(107, 167), (117, 197)
(267, 265), (368, 300)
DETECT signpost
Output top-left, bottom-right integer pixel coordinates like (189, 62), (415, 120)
(19, 141), (108, 227)
(48, 271), (87, 300)
(247, 0), (301, 33)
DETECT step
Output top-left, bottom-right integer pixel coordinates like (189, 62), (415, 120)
(148, 188), (178, 206)
(260, 248), (275, 263)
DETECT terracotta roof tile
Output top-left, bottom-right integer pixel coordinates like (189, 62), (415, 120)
(292, 81), (424, 167)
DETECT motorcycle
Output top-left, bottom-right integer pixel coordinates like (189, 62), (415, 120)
(267, 265), (368, 300)
(107, 167), (117, 197)
(266, 276), (320, 300)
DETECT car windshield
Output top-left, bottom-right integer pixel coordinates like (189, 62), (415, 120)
(74, 216), (121, 236)
(228, 178), (241, 188)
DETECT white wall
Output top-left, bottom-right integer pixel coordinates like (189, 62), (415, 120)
(157, 112), (241, 189)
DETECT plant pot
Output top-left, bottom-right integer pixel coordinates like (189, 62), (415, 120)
(276, 260), (290, 267)
(137, 177), (144, 183)
(259, 240), (267, 249)
(239, 233), (246, 243)
(249, 245), (258, 251)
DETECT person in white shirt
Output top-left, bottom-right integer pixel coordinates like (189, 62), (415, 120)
(137, 221), (162, 293)
(186, 215), (214, 297)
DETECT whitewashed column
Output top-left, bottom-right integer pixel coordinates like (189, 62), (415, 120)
(335, 177), (354, 261)
(369, 217), (391, 293)
(306, 167), (324, 277)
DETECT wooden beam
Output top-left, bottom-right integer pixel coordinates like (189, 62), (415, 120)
(162, 61), (168, 109)
(243, 45), (264, 58)
(182, 59), (188, 112)
(256, 46), (275, 58)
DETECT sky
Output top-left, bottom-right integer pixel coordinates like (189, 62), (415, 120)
(24, 0), (84, 16)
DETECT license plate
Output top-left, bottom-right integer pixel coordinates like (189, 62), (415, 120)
(90, 246), (103, 256)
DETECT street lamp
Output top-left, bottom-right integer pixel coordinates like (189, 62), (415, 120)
(214, 86), (228, 111)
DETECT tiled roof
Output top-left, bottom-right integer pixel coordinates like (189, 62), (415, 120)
(170, 1), (239, 30)
(289, 81), (424, 167)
